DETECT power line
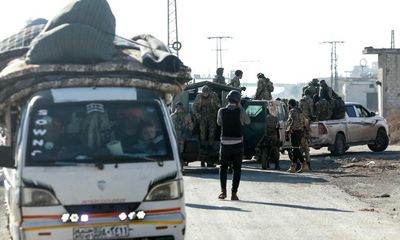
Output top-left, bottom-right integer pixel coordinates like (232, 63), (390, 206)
(320, 41), (345, 92)
(207, 36), (232, 69)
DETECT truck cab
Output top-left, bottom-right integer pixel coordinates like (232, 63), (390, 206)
(1, 87), (186, 240)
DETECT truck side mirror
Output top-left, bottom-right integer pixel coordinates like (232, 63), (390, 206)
(0, 146), (15, 168)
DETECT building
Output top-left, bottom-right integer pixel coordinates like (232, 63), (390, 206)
(363, 47), (400, 117)
(342, 78), (378, 112)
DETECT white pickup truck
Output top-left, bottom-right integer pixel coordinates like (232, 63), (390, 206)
(309, 102), (390, 156)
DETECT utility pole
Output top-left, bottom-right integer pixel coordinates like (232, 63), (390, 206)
(321, 41), (344, 92)
(207, 36), (232, 69)
(167, 0), (181, 56)
(391, 30), (395, 49)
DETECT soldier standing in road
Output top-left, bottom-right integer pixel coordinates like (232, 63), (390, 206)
(217, 90), (250, 200)
(213, 67), (226, 85)
(286, 99), (309, 173)
(255, 73), (274, 100)
(258, 108), (280, 170)
(192, 86), (220, 159)
(299, 107), (312, 170)
(229, 70), (243, 88)
(171, 102), (194, 166)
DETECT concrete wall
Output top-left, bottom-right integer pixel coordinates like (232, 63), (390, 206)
(343, 81), (377, 111)
(378, 54), (400, 117)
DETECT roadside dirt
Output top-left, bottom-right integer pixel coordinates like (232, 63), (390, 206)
(312, 151), (400, 223)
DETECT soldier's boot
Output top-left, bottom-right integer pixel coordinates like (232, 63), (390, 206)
(218, 189), (227, 200)
(297, 162), (310, 173)
(274, 162), (281, 170)
(231, 192), (239, 201)
(296, 163), (302, 171)
(307, 161), (312, 171)
(287, 163), (297, 173)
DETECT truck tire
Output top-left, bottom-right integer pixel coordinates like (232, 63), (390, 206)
(368, 128), (389, 152)
(331, 133), (346, 156)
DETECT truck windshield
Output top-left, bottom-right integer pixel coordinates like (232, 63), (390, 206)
(26, 101), (173, 166)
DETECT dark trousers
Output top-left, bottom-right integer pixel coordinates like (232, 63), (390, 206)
(291, 130), (304, 164)
(220, 143), (243, 193)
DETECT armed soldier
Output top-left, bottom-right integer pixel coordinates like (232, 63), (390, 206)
(299, 89), (315, 121)
(255, 73), (274, 100)
(286, 99), (309, 173)
(229, 70), (243, 88)
(170, 102), (194, 167)
(257, 108), (280, 170)
(299, 107), (312, 170)
(303, 78), (320, 97)
(213, 67), (226, 85)
(192, 86), (220, 164)
(314, 95), (332, 121)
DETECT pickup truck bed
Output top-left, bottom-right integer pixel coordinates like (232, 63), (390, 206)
(309, 102), (389, 156)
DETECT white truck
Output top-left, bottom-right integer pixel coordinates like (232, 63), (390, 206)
(309, 102), (389, 156)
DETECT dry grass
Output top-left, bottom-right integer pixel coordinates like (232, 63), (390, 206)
(387, 112), (400, 144)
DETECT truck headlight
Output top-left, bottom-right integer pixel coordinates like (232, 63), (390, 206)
(145, 179), (183, 201)
(22, 188), (60, 207)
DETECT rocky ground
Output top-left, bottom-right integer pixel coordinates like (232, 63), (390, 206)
(295, 145), (400, 223)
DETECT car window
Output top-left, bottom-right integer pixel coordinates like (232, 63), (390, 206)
(246, 105), (264, 117)
(26, 101), (173, 166)
(346, 106), (357, 117)
(354, 105), (370, 118)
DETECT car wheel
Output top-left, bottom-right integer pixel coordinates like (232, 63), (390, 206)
(368, 128), (389, 152)
(331, 133), (346, 156)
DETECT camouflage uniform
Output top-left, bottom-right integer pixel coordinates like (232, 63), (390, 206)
(286, 105), (305, 172)
(192, 89), (220, 147)
(299, 94), (315, 120)
(299, 110), (310, 163)
(170, 108), (193, 154)
(213, 68), (225, 85)
(258, 111), (280, 169)
(255, 77), (274, 100)
(229, 76), (241, 88)
(315, 98), (332, 121)
(304, 81), (320, 98)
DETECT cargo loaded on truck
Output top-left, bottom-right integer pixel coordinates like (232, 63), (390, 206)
(0, 0), (192, 240)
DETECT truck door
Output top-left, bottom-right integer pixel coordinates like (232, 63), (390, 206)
(346, 105), (363, 142)
(354, 104), (376, 141)
(242, 102), (265, 158)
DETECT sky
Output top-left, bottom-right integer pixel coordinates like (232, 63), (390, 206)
(0, 0), (399, 84)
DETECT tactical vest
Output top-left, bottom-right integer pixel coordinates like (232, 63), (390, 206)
(221, 107), (242, 138)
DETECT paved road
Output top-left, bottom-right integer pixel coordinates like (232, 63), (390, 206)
(0, 145), (399, 240)
(184, 145), (400, 240)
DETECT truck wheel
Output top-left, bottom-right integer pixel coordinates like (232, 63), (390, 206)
(368, 128), (389, 152)
(331, 133), (346, 156)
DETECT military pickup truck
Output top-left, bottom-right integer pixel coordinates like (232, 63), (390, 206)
(310, 102), (389, 156)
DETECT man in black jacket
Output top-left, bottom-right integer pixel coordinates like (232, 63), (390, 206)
(217, 90), (250, 200)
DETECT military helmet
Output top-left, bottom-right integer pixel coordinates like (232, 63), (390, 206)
(235, 70), (243, 76)
(288, 99), (297, 107)
(216, 67), (224, 74)
(226, 90), (241, 103)
(201, 85), (211, 93)
(312, 78), (319, 84)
